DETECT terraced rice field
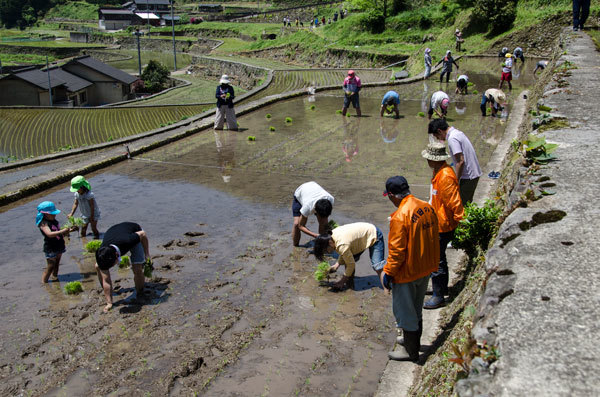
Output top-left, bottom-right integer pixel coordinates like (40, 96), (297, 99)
(0, 105), (211, 158)
(241, 69), (392, 104)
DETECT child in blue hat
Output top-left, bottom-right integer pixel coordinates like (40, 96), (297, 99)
(67, 175), (101, 239)
(36, 201), (77, 283)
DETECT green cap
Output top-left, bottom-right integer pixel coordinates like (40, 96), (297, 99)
(70, 175), (91, 192)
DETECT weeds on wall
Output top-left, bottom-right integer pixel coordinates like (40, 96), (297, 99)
(452, 200), (502, 258)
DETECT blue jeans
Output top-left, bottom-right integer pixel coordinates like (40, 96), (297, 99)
(430, 230), (454, 297)
(573, 0), (590, 29)
(368, 227), (386, 271)
(391, 275), (430, 331)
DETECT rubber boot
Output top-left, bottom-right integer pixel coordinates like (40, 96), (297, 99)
(396, 320), (422, 349)
(388, 330), (419, 362)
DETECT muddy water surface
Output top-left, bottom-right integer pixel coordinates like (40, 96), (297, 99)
(0, 59), (535, 396)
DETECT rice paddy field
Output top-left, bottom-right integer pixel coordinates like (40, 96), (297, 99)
(0, 105), (210, 158)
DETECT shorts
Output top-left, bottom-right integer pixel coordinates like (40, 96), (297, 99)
(292, 196), (302, 217)
(129, 242), (145, 264)
(343, 93), (360, 109)
(45, 249), (66, 259)
(501, 72), (512, 81)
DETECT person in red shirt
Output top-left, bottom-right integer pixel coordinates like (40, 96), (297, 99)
(421, 143), (464, 309)
(341, 70), (362, 117)
(382, 176), (439, 361)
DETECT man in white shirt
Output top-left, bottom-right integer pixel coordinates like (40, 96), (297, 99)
(292, 181), (334, 246)
(428, 119), (482, 204)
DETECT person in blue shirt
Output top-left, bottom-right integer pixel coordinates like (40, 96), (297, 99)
(214, 75), (238, 131)
(380, 90), (400, 118)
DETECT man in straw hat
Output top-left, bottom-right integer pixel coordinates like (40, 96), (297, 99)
(381, 176), (439, 361)
(421, 143), (464, 309)
(214, 74), (238, 131)
(480, 88), (507, 117)
(428, 118), (482, 204)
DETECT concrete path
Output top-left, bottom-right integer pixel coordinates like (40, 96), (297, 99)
(457, 30), (600, 396)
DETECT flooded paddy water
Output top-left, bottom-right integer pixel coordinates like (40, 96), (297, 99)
(0, 58), (535, 396)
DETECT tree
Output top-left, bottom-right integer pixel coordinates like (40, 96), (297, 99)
(0, 0), (22, 28)
(21, 5), (36, 26)
(140, 60), (170, 93)
(471, 0), (517, 35)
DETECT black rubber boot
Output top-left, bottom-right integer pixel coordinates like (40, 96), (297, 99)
(388, 329), (419, 362)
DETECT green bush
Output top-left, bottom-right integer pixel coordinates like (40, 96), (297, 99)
(452, 200), (501, 258)
(471, 0), (517, 35)
(141, 60), (170, 93)
(360, 10), (386, 34)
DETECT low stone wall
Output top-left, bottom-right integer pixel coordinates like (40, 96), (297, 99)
(88, 34), (219, 54)
(240, 44), (408, 68)
(0, 44), (88, 58)
(190, 56), (269, 91)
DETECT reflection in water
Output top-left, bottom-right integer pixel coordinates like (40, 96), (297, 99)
(214, 130), (238, 183)
(380, 119), (400, 143)
(455, 100), (467, 116)
(342, 117), (360, 162)
(421, 82), (429, 113)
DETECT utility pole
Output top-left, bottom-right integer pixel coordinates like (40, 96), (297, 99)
(171, 0), (177, 71)
(46, 56), (53, 106)
(133, 28), (143, 76)
(146, 0), (150, 30)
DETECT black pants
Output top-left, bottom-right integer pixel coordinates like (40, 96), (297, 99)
(440, 70), (451, 83)
(430, 230), (454, 297)
(573, 0), (590, 29)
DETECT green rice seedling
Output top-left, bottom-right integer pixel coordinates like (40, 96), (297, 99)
(467, 82), (474, 87)
(266, 114), (272, 119)
(285, 117), (293, 123)
(346, 112), (351, 117)
(64, 216), (86, 229)
(314, 261), (331, 282)
(247, 136), (256, 141)
(269, 126), (276, 131)
(336, 110), (343, 114)
(418, 112), (425, 117)
(85, 239), (102, 253)
(310, 105), (316, 110)
(328, 219), (339, 230)
(143, 259), (153, 278)
(64, 281), (83, 295)
(119, 255), (130, 269)
(538, 105), (552, 112)
(472, 90), (478, 95)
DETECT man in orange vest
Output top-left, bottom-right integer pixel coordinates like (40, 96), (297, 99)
(381, 176), (440, 361)
(421, 143), (464, 309)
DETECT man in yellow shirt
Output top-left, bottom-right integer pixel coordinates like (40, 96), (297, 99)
(382, 176), (440, 361)
(421, 143), (464, 309)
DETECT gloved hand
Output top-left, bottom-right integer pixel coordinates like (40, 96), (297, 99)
(382, 273), (392, 290)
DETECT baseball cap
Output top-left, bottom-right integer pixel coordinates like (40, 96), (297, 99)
(383, 176), (410, 196)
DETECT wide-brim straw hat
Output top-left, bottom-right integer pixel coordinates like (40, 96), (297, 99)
(422, 143), (450, 161)
(486, 88), (506, 103)
(219, 75), (231, 84)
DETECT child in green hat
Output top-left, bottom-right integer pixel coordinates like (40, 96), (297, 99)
(67, 176), (101, 239)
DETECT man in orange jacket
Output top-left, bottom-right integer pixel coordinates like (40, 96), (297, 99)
(421, 143), (464, 309)
(381, 176), (440, 362)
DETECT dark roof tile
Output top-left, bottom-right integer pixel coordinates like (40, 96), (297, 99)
(66, 55), (138, 84)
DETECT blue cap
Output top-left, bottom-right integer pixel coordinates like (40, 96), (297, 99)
(36, 201), (60, 226)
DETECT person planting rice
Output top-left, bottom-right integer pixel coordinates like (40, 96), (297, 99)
(292, 181), (334, 247)
(455, 74), (469, 95)
(36, 201), (77, 283)
(480, 88), (507, 117)
(498, 53), (513, 91)
(94, 222), (151, 313)
(214, 75), (238, 131)
(341, 70), (362, 117)
(533, 60), (549, 74)
(428, 90), (450, 120)
(436, 50), (459, 83)
(312, 222), (386, 291)
(380, 90), (400, 118)
(67, 176), (101, 239)
(513, 47), (525, 63)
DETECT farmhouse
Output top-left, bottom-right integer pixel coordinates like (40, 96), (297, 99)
(62, 56), (138, 106)
(98, 8), (135, 30)
(98, 1), (179, 30)
(0, 56), (138, 107)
